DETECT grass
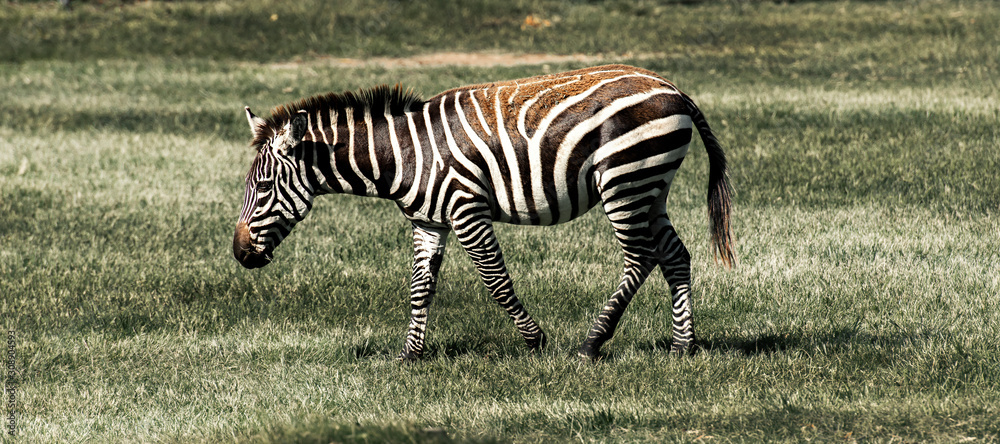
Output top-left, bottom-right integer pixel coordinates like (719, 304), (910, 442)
(2, 0), (999, 442)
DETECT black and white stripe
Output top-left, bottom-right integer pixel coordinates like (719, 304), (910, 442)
(233, 64), (734, 360)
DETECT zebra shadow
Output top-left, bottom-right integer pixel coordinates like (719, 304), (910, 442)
(690, 334), (799, 356)
(645, 326), (870, 357)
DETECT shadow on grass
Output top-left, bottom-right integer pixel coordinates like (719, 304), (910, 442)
(421, 332), (525, 360)
(695, 328), (862, 356)
(696, 334), (797, 356)
(237, 413), (481, 444)
(640, 325), (910, 358)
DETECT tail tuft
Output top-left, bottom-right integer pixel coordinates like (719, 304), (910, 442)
(692, 107), (735, 268)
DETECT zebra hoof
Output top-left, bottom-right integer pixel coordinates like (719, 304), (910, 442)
(577, 344), (603, 362)
(526, 331), (548, 351)
(669, 338), (697, 356)
(397, 349), (422, 362)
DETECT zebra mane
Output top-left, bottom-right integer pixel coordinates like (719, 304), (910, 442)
(251, 84), (424, 149)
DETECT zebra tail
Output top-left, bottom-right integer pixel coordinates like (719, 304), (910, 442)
(692, 107), (736, 268)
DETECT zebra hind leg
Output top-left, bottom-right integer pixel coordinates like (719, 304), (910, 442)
(650, 208), (696, 355)
(454, 216), (547, 352)
(579, 178), (666, 360)
(399, 223), (449, 361)
(578, 246), (656, 360)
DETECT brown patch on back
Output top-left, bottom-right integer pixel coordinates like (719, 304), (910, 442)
(435, 65), (672, 138)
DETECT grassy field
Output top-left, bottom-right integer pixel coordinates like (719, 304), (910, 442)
(2, 0), (999, 442)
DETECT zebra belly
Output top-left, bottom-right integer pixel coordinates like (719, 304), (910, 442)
(490, 178), (601, 226)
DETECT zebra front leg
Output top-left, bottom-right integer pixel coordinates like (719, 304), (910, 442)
(453, 216), (547, 352)
(399, 223), (449, 361)
(579, 254), (655, 360)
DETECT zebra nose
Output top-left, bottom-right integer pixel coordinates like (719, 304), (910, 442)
(233, 222), (271, 269)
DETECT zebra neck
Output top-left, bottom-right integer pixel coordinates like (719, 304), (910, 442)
(312, 107), (410, 200)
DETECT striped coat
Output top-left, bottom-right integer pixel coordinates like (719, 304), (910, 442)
(234, 65), (733, 359)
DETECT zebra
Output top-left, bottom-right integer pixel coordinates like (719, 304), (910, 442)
(233, 64), (734, 360)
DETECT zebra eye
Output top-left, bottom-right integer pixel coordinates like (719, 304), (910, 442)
(255, 180), (274, 193)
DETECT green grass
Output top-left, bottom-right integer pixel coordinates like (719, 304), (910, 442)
(2, 0), (999, 442)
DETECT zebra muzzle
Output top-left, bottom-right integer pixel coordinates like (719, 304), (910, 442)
(233, 222), (273, 269)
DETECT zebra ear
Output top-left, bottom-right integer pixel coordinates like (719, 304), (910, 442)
(245, 106), (265, 136)
(275, 110), (308, 154)
(290, 110), (308, 142)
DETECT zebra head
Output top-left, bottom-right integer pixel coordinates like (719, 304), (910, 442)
(233, 107), (313, 269)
